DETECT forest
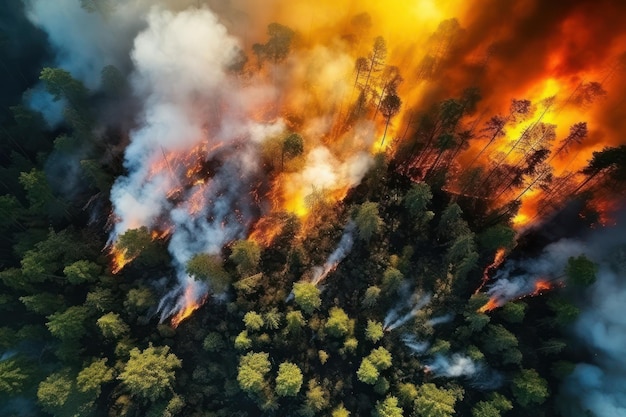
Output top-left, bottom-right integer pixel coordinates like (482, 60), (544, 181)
(1, 1), (626, 416)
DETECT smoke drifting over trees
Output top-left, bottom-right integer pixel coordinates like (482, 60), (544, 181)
(0, 0), (625, 416)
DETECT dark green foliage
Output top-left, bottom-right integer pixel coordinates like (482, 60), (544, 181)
(512, 369), (549, 407)
(355, 202), (382, 241)
(565, 255), (597, 286)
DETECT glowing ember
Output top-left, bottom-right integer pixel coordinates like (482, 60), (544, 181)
(475, 248), (507, 294)
(170, 285), (206, 328)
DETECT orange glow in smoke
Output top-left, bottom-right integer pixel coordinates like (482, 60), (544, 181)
(170, 285), (206, 328)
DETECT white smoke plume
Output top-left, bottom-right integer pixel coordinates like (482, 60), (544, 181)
(558, 219), (626, 417)
(108, 6), (286, 318)
(401, 334), (430, 355)
(425, 353), (503, 389)
(427, 314), (454, 327)
(26, 0), (380, 323)
(383, 292), (432, 331)
(426, 354), (477, 378)
(481, 239), (586, 308)
(311, 221), (356, 286)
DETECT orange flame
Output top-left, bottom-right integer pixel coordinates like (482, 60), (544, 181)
(170, 285), (206, 328)
(477, 297), (499, 313)
(531, 279), (553, 296)
(475, 247), (507, 294)
(109, 245), (136, 274)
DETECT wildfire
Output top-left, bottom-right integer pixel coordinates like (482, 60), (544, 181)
(477, 297), (499, 313)
(475, 247), (507, 294)
(478, 278), (559, 313)
(531, 279), (553, 296)
(109, 245), (136, 274)
(170, 285), (206, 328)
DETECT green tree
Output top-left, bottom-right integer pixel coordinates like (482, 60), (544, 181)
(46, 306), (89, 341)
(37, 370), (72, 411)
(332, 404), (351, 417)
(365, 320), (384, 343)
(19, 293), (65, 315)
(368, 347), (392, 370)
(124, 287), (156, 316)
(292, 282), (321, 314)
(264, 308), (282, 330)
(96, 312), (129, 339)
(237, 352), (271, 394)
(275, 362), (303, 397)
(565, 255), (597, 286)
(186, 253), (231, 293)
(202, 332), (225, 352)
(547, 297), (580, 326)
(76, 358), (114, 395)
(362, 286), (381, 308)
(40, 67), (88, 107)
(404, 182), (433, 216)
(235, 330), (253, 350)
(18, 169), (56, 215)
(243, 312), (265, 331)
(229, 240), (261, 276)
(382, 267), (403, 293)
(63, 260), (101, 284)
(356, 358), (379, 384)
(117, 227), (166, 267)
(414, 383), (461, 417)
(304, 379), (329, 413)
(436, 203), (469, 242)
(253, 23), (295, 65)
(478, 225), (516, 253)
(511, 369), (549, 407)
(285, 310), (306, 334)
(118, 345), (182, 401)
(325, 307), (351, 338)
(500, 301), (527, 323)
(373, 395), (403, 417)
(0, 358), (29, 394)
(355, 202), (382, 242)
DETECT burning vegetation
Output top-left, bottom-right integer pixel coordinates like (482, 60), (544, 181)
(1, 0), (625, 416)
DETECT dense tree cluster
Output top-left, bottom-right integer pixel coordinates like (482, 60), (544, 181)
(0, 10), (617, 417)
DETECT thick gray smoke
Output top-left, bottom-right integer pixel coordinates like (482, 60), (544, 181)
(481, 239), (586, 308)
(558, 220), (626, 417)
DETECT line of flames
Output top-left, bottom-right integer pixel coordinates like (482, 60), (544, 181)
(477, 278), (558, 313)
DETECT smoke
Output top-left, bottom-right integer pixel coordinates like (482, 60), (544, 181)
(558, 219), (626, 417)
(311, 221), (356, 286)
(427, 314), (454, 327)
(480, 239), (586, 308)
(401, 334), (430, 355)
(383, 291), (432, 331)
(426, 353), (477, 378)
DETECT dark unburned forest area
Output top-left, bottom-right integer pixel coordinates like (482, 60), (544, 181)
(1, 1), (626, 417)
